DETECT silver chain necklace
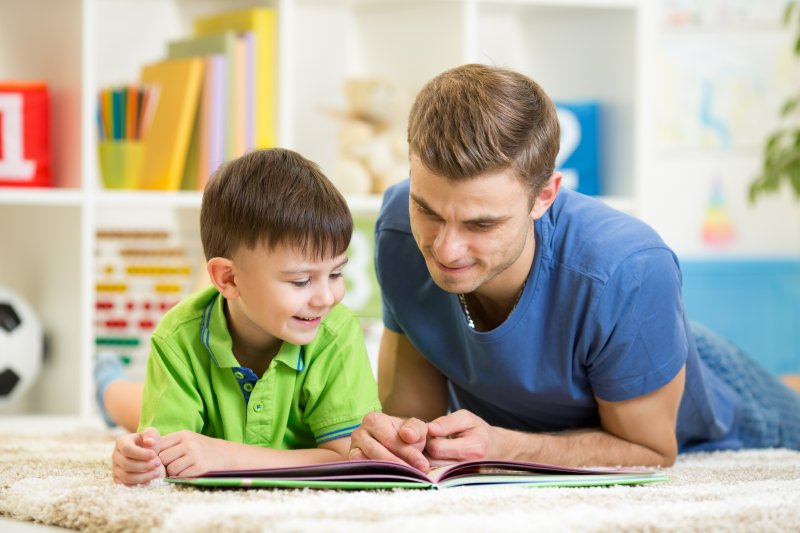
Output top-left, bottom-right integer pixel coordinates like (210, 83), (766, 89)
(458, 280), (526, 330)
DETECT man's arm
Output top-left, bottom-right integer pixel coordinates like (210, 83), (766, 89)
(427, 366), (686, 467)
(349, 328), (448, 469)
(378, 328), (448, 419)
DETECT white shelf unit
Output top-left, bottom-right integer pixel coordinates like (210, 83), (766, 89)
(0, 0), (647, 422)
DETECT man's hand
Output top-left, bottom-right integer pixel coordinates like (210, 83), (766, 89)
(157, 430), (230, 478)
(112, 427), (165, 486)
(425, 409), (498, 467)
(349, 411), (430, 471)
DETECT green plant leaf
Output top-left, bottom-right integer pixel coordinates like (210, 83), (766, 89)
(781, 98), (800, 117)
(750, 1), (800, 204)
(783, 1), (796, 26)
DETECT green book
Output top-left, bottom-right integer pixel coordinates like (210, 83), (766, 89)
(165, 459), (669, 490)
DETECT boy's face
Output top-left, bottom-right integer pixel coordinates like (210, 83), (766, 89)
(226, 242), (348, 350)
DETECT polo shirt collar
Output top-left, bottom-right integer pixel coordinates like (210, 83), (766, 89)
(201, 292), (305, 371)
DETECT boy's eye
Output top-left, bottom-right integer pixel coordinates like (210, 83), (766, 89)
(330, 271), (343, 279)
(291, 279), (311, 287)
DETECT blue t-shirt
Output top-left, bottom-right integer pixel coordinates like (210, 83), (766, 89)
(375, 180), (741, 452)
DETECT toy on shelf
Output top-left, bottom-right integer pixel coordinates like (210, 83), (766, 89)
(0, 82), (50, 188)
(94, 227), (204, 380)
(325, 78), (410, 195)
(0, 286), (44, 406)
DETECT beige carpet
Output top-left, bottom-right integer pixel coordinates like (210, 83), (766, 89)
(1, 430), (799, 532)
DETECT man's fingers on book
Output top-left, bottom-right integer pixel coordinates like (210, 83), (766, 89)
(428, 409), (475, 437)
(399, 417), (426, 444)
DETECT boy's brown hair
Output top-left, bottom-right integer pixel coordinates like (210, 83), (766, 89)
(408, 64), (560, 197)
(200, 148), (352, 261)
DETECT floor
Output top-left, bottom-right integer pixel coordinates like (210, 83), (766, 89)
(0, 517), (70, 532)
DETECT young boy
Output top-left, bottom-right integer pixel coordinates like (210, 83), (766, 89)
(110, 148), (381, 486)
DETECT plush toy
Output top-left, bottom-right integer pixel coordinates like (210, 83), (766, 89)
(326, 78), (409, 195)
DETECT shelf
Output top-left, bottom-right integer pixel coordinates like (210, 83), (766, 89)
(0, 187), (83, 206)
(346, 194), (384, 214)
(479, 0), (640, 8)
(94, 190), (204, 208)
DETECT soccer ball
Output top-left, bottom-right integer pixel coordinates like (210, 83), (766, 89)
(0, 286), (43, 406)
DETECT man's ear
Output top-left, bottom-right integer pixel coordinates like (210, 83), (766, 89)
(530, 172), (562, 220)
(207, 257), (239, 299)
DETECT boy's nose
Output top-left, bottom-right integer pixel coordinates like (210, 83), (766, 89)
(312, 283), (335, 308)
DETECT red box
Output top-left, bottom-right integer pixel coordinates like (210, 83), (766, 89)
(0, 82), (51, 187)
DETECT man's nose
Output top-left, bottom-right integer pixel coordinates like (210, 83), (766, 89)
(432, 225), (466, 265)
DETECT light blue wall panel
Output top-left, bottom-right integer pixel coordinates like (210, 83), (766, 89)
(680, 260), (800, 376)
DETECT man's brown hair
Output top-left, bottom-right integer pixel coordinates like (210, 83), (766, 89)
(200, 148), (352, 261)
(408, 64), (560, 196)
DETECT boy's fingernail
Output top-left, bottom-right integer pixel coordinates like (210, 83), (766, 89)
(414, 460), (428, 470)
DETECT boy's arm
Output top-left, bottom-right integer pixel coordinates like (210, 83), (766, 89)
(156, 432), (351, 478)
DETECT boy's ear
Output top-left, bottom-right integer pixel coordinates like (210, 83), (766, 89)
(530, 172), (562, 220)
(207, 257), (239, 299)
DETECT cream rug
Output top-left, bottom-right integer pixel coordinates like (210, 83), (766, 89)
(1, 430), (799, 532)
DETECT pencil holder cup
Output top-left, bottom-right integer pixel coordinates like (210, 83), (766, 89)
(98, 141), (143, 189)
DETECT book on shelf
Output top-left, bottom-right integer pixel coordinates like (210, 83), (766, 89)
(167, 32), (240, 190)
(138, 57), (204, 191)
(165, 459), (669, 490)
(194, 7), (277, 149)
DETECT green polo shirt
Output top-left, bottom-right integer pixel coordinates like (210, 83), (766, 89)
(139, 285), (381, 448)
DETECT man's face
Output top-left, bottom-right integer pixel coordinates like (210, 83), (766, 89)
(408, 157), (536, 295)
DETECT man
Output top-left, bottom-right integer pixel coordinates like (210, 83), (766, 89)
(349, 64), (800, 470)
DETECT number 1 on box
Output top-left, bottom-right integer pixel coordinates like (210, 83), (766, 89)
(0, 93), (36, 180)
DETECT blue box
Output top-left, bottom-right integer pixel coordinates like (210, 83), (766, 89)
(555, 101), (601, 196)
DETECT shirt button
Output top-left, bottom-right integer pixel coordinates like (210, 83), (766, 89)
(243, 383), (254, 392)
(234, 371), (244, 379)
(253, 403), (263, 412)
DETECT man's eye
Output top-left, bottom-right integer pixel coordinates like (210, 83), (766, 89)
(291, 279), (311, 287)
(470, 223), (495, 232)
(416, 205), (439, 220)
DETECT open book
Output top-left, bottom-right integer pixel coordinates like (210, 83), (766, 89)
(165, 459), (668, 490)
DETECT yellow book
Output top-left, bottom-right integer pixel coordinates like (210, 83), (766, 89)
(138, 57), (204, 190)
(195, 7), (277, 148)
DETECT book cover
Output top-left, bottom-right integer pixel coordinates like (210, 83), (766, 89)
(165, 459), (669, 490)
(194, 7), (277, 148)
(138, 57), (204, 190)
(167, 32), (237, 161)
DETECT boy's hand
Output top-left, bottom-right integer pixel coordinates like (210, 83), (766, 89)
(157, 430), (228, 478)
(111, 427), (165, 486)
